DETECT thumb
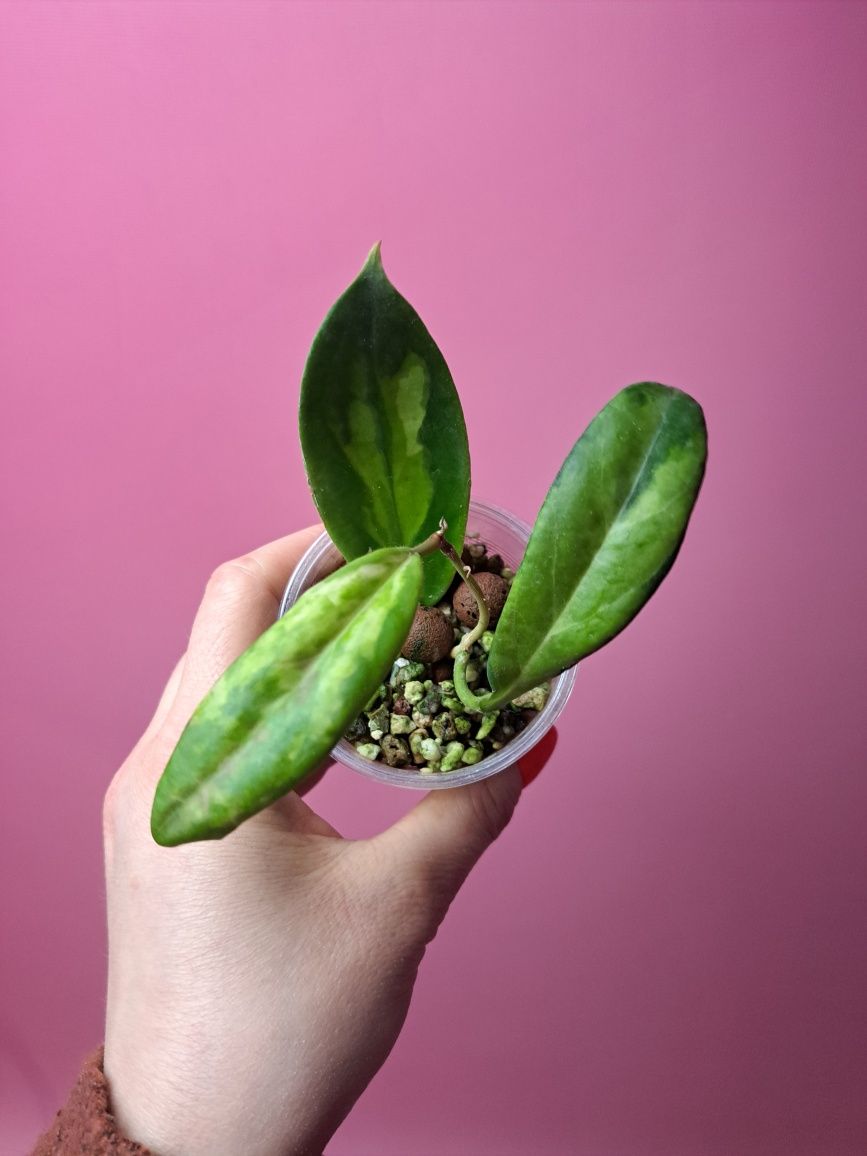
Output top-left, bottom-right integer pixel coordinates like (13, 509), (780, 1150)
(374, 765), (523, 905)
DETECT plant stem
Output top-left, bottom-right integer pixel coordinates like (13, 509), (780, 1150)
(452, 649), (493, 713)
(437, 526), (495, 712)
(411, 521), (492, 649)
(411, 518), (494, 712)
(438, 539), (490, 653)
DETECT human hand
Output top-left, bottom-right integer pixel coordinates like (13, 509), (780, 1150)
(103, 527), (551, 1156)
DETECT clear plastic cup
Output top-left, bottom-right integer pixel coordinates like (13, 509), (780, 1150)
(279, 499), (576, 789)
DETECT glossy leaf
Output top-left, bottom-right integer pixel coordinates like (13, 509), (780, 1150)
(299, 244), (470, 604)
(483, 383), (707, 707)
(151, 548), (422, 845)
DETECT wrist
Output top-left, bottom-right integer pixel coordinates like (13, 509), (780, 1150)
(103, 1029), (327, 1156)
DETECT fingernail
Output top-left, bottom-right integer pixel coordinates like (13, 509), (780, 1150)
(518, 727), (558, 788)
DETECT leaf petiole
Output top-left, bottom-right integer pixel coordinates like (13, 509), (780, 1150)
(410, 522), (449, 558)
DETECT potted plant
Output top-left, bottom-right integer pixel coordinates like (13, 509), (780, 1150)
(151, 245), (707, 846)
(278, 497), (577, 792)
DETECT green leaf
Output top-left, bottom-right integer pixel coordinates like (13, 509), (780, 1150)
(484, 383), (707, 707)
(299, 244), (470, 604)
(151, 548), (422, 845)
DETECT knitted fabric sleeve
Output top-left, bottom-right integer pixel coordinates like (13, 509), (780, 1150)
(32, 1048), (153, 1155)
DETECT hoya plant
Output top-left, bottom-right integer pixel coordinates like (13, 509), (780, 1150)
(151, 245), (707, 846)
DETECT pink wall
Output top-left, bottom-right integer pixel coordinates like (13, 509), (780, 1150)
(2, 2), (866, 1152)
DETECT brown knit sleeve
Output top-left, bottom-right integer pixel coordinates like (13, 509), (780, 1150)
(32, 1048), (153, 1155)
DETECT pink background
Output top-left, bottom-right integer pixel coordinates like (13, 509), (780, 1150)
(2, 2), (866, 1153)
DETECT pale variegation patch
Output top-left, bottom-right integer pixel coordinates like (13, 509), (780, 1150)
(380, 353), (434, 543)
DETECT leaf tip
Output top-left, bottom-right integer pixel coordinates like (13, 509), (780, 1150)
(150, 810), (179, 847)
(150, 802), (222, 848)
(150, 782), (201, 847)
(364, 241), (384, 273)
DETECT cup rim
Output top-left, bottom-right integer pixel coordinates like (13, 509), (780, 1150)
(279, 498), (576, 789)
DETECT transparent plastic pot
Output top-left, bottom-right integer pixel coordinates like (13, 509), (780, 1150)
(279, 499), (576, 789)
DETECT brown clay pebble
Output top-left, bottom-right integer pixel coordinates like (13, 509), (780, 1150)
(453, 571), (509, 627)
(401, 606), (454, 663)
(392, 697), (412, 716)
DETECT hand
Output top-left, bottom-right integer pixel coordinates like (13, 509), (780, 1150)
(103, 527), (550, 1156)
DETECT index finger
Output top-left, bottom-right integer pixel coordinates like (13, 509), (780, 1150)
(163, 524), (325, 737)
(221, 523), (327, 605)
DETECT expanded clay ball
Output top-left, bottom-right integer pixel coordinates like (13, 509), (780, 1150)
(453, 571), (509, 627)
(401, 606), (454, 664)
